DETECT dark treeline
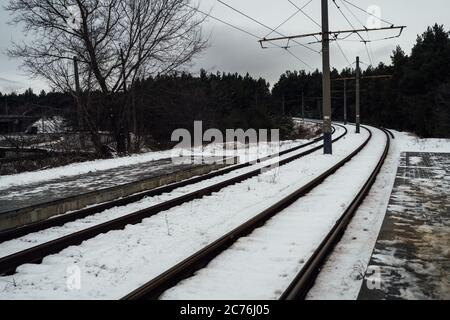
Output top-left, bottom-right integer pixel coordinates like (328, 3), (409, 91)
(132, 70), (294, 147)
(0, 72), (294, 151)
(274, 24), (450, 138)
(1, 24), (448, 154)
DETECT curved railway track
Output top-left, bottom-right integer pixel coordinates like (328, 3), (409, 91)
(122, 126), (390, 300)
(0, 125), (346, 275)
(280, 127), (391, 300)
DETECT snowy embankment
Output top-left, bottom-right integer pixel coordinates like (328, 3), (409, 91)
(0, 125), (362, 300)
(306, 130), (450, 300)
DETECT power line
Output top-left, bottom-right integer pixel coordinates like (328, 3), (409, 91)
(339, 0), (366, 29)
(185, 4), (260, 40)
(217, 0), (321, 54)
(266, 0), (315, 38)
(288, 0), (321, 28)
(331, 0), (372, 66)
(184, 3), (313, 68)
(287, 0), (321, 43)
(332, 0), (366, 43)
(285, 48), (314, 69)
(332, 34), (351, 66)
(338, 0), (375, 65)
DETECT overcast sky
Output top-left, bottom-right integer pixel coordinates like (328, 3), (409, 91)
(0, 0), (449, 93)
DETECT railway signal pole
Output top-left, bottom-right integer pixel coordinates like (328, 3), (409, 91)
(321, 0), (332, 154)
(356, 56), (361, 133)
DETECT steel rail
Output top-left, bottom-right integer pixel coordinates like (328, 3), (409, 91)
(383, 128), (395, 139)
(0, 127), (336, 244)
(122, 126), (372, 300)
(0, 126), (346, 275)
(280, 128), (391, 300)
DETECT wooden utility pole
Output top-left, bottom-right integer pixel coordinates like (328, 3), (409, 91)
(321, 0), (332, 154)
(356, 56), (360, 133)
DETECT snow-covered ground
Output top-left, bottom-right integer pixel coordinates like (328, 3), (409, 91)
(0, 125), (363, 299)
(306, 129), (450, 300)
(0, 125), (447, 300)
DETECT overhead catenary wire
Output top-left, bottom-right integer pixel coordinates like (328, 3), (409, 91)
(287, 0), (321, 43)
(184, 3), (313, 69)
(338, 0), (375, 65)
(331, 0), (366, 43)
(185, 3), (261, 40)
(265, 0), (315, 38)
(217, 0), (321, 54)
(332, 34), (352, 66)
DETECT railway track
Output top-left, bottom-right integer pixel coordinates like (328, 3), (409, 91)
(0, 126), (337, 244)
(0, 125), (346, 275)
(122, 126), (390, 300)
(280, 127), (390, 300)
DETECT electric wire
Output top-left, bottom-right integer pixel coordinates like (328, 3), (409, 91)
(185, 3), (314, 69)
(217, 0), (321, 54)
(265, 0), (315, 38)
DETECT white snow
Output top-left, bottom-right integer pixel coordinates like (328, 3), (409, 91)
(0, 125), (362, 299)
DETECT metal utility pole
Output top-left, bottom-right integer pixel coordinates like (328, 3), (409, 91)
(258, 3), (405, 147)
(343, 79), (347, 125)
(333, 73), (391, 127)
(321, 0), (332, 154)
(355, 56), (360, 134)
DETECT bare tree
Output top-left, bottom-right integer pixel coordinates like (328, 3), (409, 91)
(6, 0), (208, 153)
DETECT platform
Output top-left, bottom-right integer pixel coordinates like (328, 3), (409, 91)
(358, 152), (450, 300)
(0, 156), (236, 231)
